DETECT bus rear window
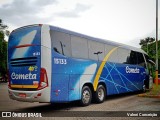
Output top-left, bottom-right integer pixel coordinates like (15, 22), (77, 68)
(8, 26), (41, 48)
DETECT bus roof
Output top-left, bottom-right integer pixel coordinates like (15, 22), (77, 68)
(49, 25), (147, 55)
(10, 24), (147, 55)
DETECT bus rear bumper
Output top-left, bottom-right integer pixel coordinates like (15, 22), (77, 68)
(8, 88), (50, 103)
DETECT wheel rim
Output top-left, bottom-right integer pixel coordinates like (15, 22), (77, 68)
(98, 88), (104, 101)
(143, 85), (146, 92)
(82, 90), (90, 104)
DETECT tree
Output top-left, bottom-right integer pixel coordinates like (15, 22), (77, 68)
(0, 19), (9, 80)
(139, 37), (160, 73)
(139, 37), (155, 54)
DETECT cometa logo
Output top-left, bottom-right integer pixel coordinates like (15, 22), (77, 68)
(11, 72), (37, 80)
(126, 66), (140, 74)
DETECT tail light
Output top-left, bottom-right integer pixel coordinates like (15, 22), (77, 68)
(7, 69), (11, 89)
(37, 68), (48, 90)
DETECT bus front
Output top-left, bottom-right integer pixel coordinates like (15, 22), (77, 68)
(8, 25), (51, 102)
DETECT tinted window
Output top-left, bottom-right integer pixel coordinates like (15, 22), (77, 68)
(128, 51), (137, 65)
(50, 30), (71, 57)
(8, 26), (41, 59)
(71, 36), (88, 59)
(88, 41), (104, 61)
(137, 52), (145, 67)
(118, 48), (130, 64)
(105, 44), (115, 55)
(106, 45), (118, 63)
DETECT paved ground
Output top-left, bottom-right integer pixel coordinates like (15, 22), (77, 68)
(0, 82), (160, 120)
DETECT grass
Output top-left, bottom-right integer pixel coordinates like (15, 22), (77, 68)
(138, 83), (160, 98)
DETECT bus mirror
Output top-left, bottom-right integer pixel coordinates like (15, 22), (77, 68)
(148, 59), (155, 65)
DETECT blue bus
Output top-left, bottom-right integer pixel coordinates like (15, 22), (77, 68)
(8, 24), (154, 106)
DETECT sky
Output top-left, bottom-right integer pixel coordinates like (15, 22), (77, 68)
(0, 0), (159, 48)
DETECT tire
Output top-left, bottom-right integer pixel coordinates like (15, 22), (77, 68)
(95, 85), (106, 103)
(80, 86), (92, 106)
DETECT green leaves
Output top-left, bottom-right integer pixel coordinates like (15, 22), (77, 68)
(139, 37), (156, 56)
(139, 37), (160, 72)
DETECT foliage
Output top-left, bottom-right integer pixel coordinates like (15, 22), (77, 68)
(138, 83), (160, 97)
(139, 37), (160, 72)
(0, 19), (9, 77)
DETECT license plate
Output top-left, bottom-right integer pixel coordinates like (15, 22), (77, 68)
(19, 93), (26, 98)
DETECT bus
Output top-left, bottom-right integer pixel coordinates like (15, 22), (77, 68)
(8, 24), (154, 106)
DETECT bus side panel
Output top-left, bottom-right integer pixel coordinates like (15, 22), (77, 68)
(68, 65), (97, 101)
(51, 74), (69, 102)
(51, 51), (97, 102)
(101, 62), (143, 95)
(69, 74), (96, 101)
(69, 75), (80, 101)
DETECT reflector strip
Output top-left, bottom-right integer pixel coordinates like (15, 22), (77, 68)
(11, 84), (38, 88)
(14, 44), (36, 48)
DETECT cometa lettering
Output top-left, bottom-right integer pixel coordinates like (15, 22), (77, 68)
(126, 66), (140, 73)
(11, 72), (37, 80)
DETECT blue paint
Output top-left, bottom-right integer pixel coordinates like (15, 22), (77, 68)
(50, 50), (145, 102)
(8, 26), (41, 86)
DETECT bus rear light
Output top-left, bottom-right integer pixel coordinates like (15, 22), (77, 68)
(40, 82), (47, 88)
(34, 93), (42, 98)
(37, 93), (42, 96)
(37, 68), (48, 90)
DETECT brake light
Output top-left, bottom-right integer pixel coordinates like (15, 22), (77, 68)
(37, 68), (48, 90)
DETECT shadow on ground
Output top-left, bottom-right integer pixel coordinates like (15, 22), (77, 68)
(14, 91), (141, 113)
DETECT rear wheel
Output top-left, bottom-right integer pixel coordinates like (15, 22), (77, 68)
(95, 85), (106, 103)
(80, 86), (92, 106)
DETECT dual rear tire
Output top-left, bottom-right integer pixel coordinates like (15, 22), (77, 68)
(95, 85), (106, 103)
(80, 85), (106, 106)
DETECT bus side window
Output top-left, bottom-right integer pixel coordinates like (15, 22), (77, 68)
(104, 44), (118, 63)
(128, 51), (137, 65)
(117, 48), (130, 64)
(137, 52), (145, 67)
(108, 49), (118, 63)
(50, 30), (71, 57)
(88, 41), (104, 61)
(71, 36), (88, 59)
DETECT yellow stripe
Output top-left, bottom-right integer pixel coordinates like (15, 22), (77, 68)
(93, 47), (119, 91)
(11, 85), (38, 89)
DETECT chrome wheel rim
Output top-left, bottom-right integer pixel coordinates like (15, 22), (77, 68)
(98, 88), (104, 101)
(82, 90), (90, 104)
(143, 85), (146, 92)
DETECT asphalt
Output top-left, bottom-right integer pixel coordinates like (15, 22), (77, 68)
(0, 82), (160, 120)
